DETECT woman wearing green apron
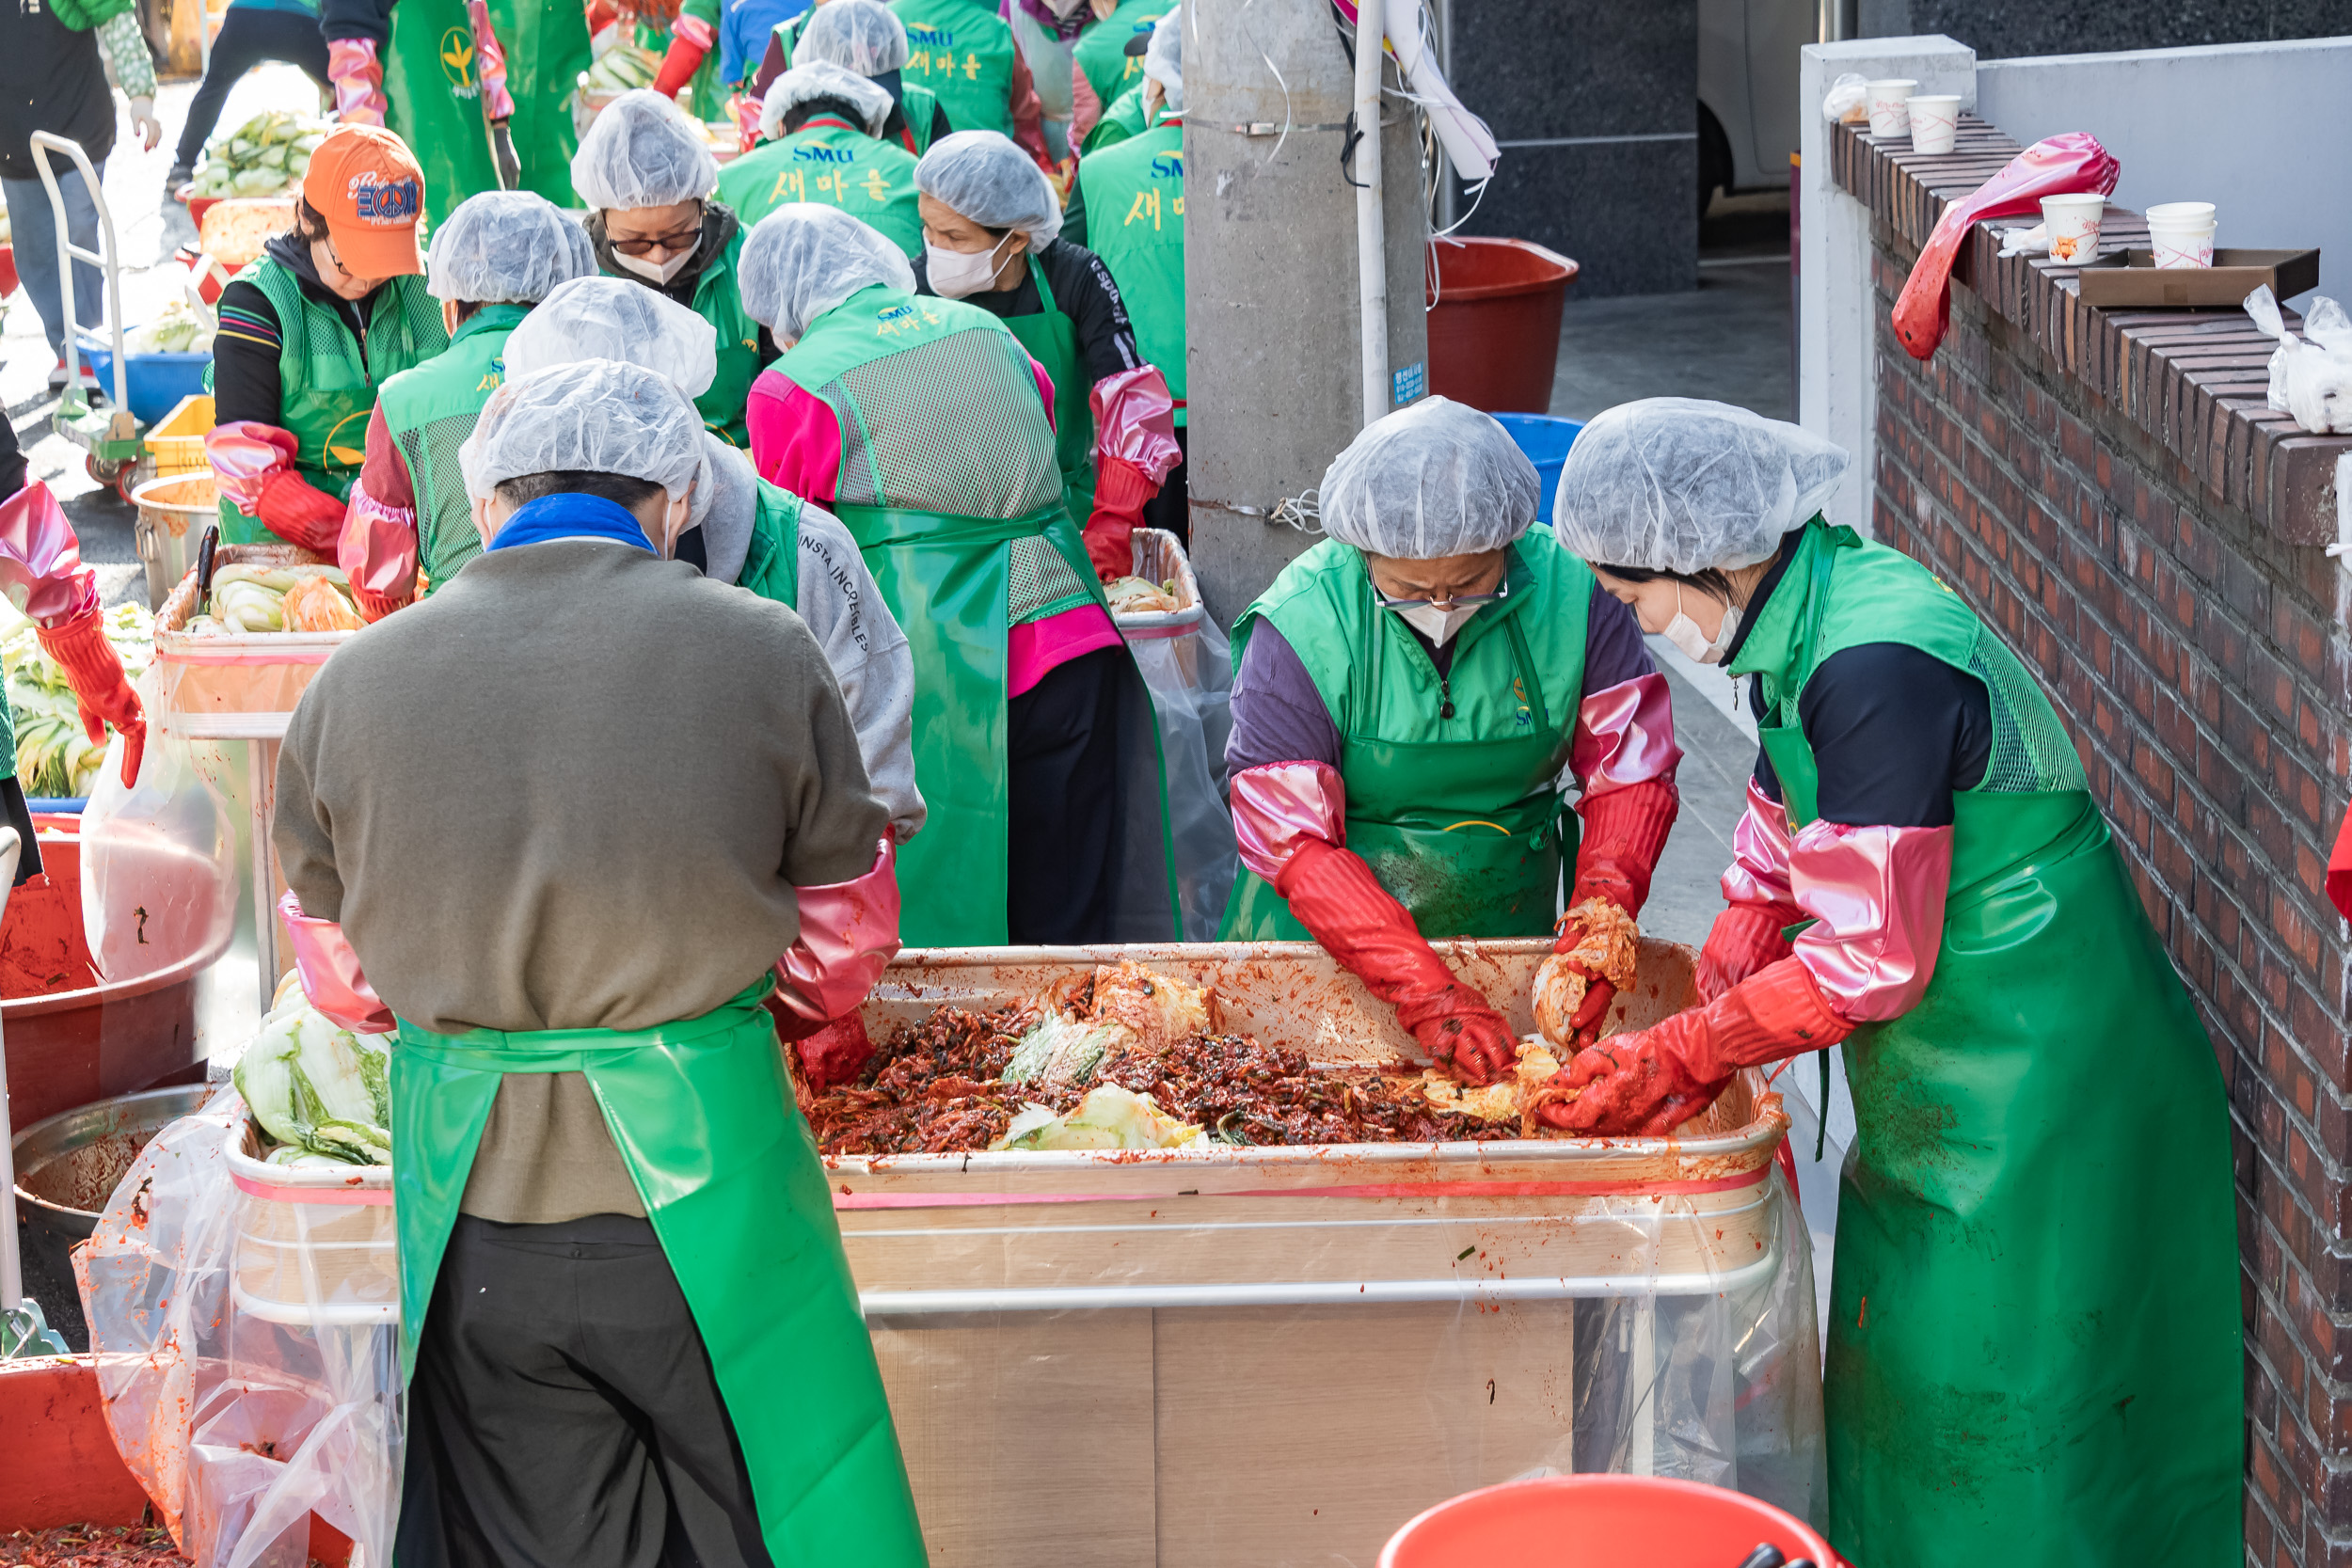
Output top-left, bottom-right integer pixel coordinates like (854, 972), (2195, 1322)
(721, 61), (925, 253)
(206, 125), (446, 549)
(1220, 398), (1679, 1085)
(913, 130), (1179, 577)
(1543, 399), (2243, 1565)
(571, 90), (765, 445)
(741, 203), (1178, 947)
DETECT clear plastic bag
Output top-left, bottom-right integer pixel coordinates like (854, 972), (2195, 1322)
(73, 1089), (402, 1568)
(2246, 285), (2352, 434)
(80, 669), (239, 982)
(1121, 531), (1238, 942)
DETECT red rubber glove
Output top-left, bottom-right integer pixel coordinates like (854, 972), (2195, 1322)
(1539, 777), (1678, 1047)
(256, 469), (348, 555)
(1694, 899), (1802, 1005)
(1085, 455), (1153, 581)
(1537, 957), (1852, 1136)
(1276, 837), (1518, 1085)
(37, 601), (145, 789)
(653, 30), (712, 97)
(792, 1012), (876, 1085)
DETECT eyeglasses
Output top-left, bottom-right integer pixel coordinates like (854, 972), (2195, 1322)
(1374, 578), (1509, 611)
(609, 206), (706, 257)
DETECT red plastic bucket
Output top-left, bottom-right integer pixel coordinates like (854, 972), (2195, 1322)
(1380, 1475), (1839, 1568)
(1424, 237), (1580, 414)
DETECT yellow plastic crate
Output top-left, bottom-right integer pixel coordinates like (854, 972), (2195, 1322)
(144, 393), (214, 476)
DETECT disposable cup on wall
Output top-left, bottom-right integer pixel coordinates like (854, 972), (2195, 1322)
(1908, 94), (1961, 154)
(2039, 193), (2107, 264)
(1867, 79), (1916, 137)
(2147, 201), (2217, 269)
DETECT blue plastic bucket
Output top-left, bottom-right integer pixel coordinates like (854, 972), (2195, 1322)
(75, 338), (214, 427)
(1490, 413), (1582, 523)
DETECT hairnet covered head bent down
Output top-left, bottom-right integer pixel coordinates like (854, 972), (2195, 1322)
(797, 0), (910, 76)
(738, 204), (916, 344)
(425, 191), (598, 305)
(1316, 396), (1543, 560)
(502, 276), (720, 397)
(1549, 397), (1849, 574)
(914, 132), (1061, 246)
(569, 89), (720, 212)
(460, 359), (710, 505)
(760, 60), (895, 139)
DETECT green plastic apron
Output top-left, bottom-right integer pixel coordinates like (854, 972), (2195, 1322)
(383, 0), (496, 230)
(999, 252), (1096, 530)
(390, 979), (929, 1565)
(1219, 536), (1588, 941)
(1739, 522), (2243, 1566)
(485, 0), (588, 205)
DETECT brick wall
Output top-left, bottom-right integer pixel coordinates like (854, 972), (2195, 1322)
(1836, 119), (2352, 1566)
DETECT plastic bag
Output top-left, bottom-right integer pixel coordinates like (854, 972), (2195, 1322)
(1892, 132), (2118, 361)
(74, 1088), (403, 1568)
(80, 669), (237, 983)
(1122, 531), (1238, 940)
(1820, 71), (1869, 124)
(2245, 286), (2352, 434)
(1997, 220), (2048, 257)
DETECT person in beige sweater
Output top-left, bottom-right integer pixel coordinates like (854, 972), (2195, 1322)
(271, 359), (930, 1568)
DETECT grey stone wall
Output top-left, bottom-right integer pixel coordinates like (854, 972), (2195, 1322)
(1870, 0), (2352, 55)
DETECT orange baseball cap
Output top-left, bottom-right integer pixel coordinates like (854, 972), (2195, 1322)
(302, 125), (426, 278)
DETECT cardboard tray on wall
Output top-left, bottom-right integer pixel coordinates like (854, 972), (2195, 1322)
(2074, 247), (2320, 308)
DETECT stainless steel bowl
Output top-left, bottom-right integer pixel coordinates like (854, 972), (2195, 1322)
(13, 1084), (216, 1238)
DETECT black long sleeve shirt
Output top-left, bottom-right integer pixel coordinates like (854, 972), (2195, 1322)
(911, 235), (1139, 387)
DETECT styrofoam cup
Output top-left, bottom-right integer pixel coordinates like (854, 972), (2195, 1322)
(2150, 221), (2217, 269)
(1908, 94), (1962, 154)
(2039, 193), (2106, 264)
(1867, 79), (1916, 138)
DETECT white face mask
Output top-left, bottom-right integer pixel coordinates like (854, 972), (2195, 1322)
(1390, 601), (1484, 647)
(926, 232), (1014, 298)
(612, 234), (700, 286)
(1662, 583), (1740, 665)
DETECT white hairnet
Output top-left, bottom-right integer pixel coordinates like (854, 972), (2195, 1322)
(738, 203), (916, 341)
(425, 191), (596, 304)
(760, 59), (894, 139)
(1550, 397), (1850, 573)
(1316, 396), (1542, 559)
(460, 359), (709, 506)
(570, 89), (719, 212)
(501, 276), (720, 399)
(798, 0), (909, 75)
(1144, 8), (1183, 111)
(914, 131), (1061, 245)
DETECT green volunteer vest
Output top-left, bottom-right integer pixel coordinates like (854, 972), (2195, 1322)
(776, 283), (1174, 945)
(996, 249), (1095, 530)
(714, 118), (924, 258)
(215, 258), (446, 544)
(373, 303), (527, 593)
(610, 221), (760, 448)
(1073, 0), (1164, 107)
(1218, 533), (1589, 941)
(735, 476), (803, 606)
(1076, 119), (1184, 421)
(889, 0), (1014, 138)
(389, 979), (927, 1565)
(895, 81), (943, 154)
(1082, 79), (1147, 154)
(1732, 520), (2243, 1566)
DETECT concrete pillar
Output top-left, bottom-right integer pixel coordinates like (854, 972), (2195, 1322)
(1186, 0), (1431, 625)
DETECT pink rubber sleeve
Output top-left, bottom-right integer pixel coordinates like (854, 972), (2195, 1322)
(207, 421), (299, 511)
(673, 12), (716, 48)
(747, 372), (843, 502)
(1568, 672), (1681, 800)
(276, 890), (396, 1034)
(1788, 819), (1954, 1023)
(326, 38), (388, 125)
(0, 482), (100, 627)
(774, 837), (902, 1025)
(340, 480), (419, 601)
(465, 0), (516, 120)
(1231, 762), (1346, 883)
(1720, 778), (1795, 908)
(1089, 366), (1182, 483)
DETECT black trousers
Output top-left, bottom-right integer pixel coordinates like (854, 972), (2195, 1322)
(396, 1212), (775, 1568)
(175, 7), (332, 169)
(1006, 643), (1125, 944)
(1138, 424), (1188, 547)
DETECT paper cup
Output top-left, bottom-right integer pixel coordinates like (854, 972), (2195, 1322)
(2150, 221), (2217, 269)
(1867, 79), (1916, 138)
(2039, 193), (2106, 264)
(1908, 94), (1962, 154)
(2145, 201), (2217, 227)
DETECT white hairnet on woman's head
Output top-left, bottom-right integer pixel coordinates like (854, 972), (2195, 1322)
(1317, 396), (1542, 559)
(460, 359), (709, 505)
(570, 89), (719, 211)
(501, 275), (720, 398)
(798, 0), (909, 75)
(915, 131), (1061, 245)
(738, 203), (916, 341)
(760, 59), (894, 139)
(1550, 397), (1849, 573)
(1144, 8), (1183, 110)
(425, 190), (597, 304)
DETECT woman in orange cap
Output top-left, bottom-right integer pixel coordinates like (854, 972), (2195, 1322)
(206, 124), (450, 550)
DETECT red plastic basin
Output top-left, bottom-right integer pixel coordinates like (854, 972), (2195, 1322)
(1425, 237), (1580, 414)
(1380, 1475), (1840, 1568)
(1, 817), (217, 1129)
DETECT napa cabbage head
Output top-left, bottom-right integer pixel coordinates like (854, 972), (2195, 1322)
(233, 999), (392, 1164)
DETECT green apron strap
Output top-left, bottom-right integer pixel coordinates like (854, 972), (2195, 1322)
(999, 253), (1097, 529)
